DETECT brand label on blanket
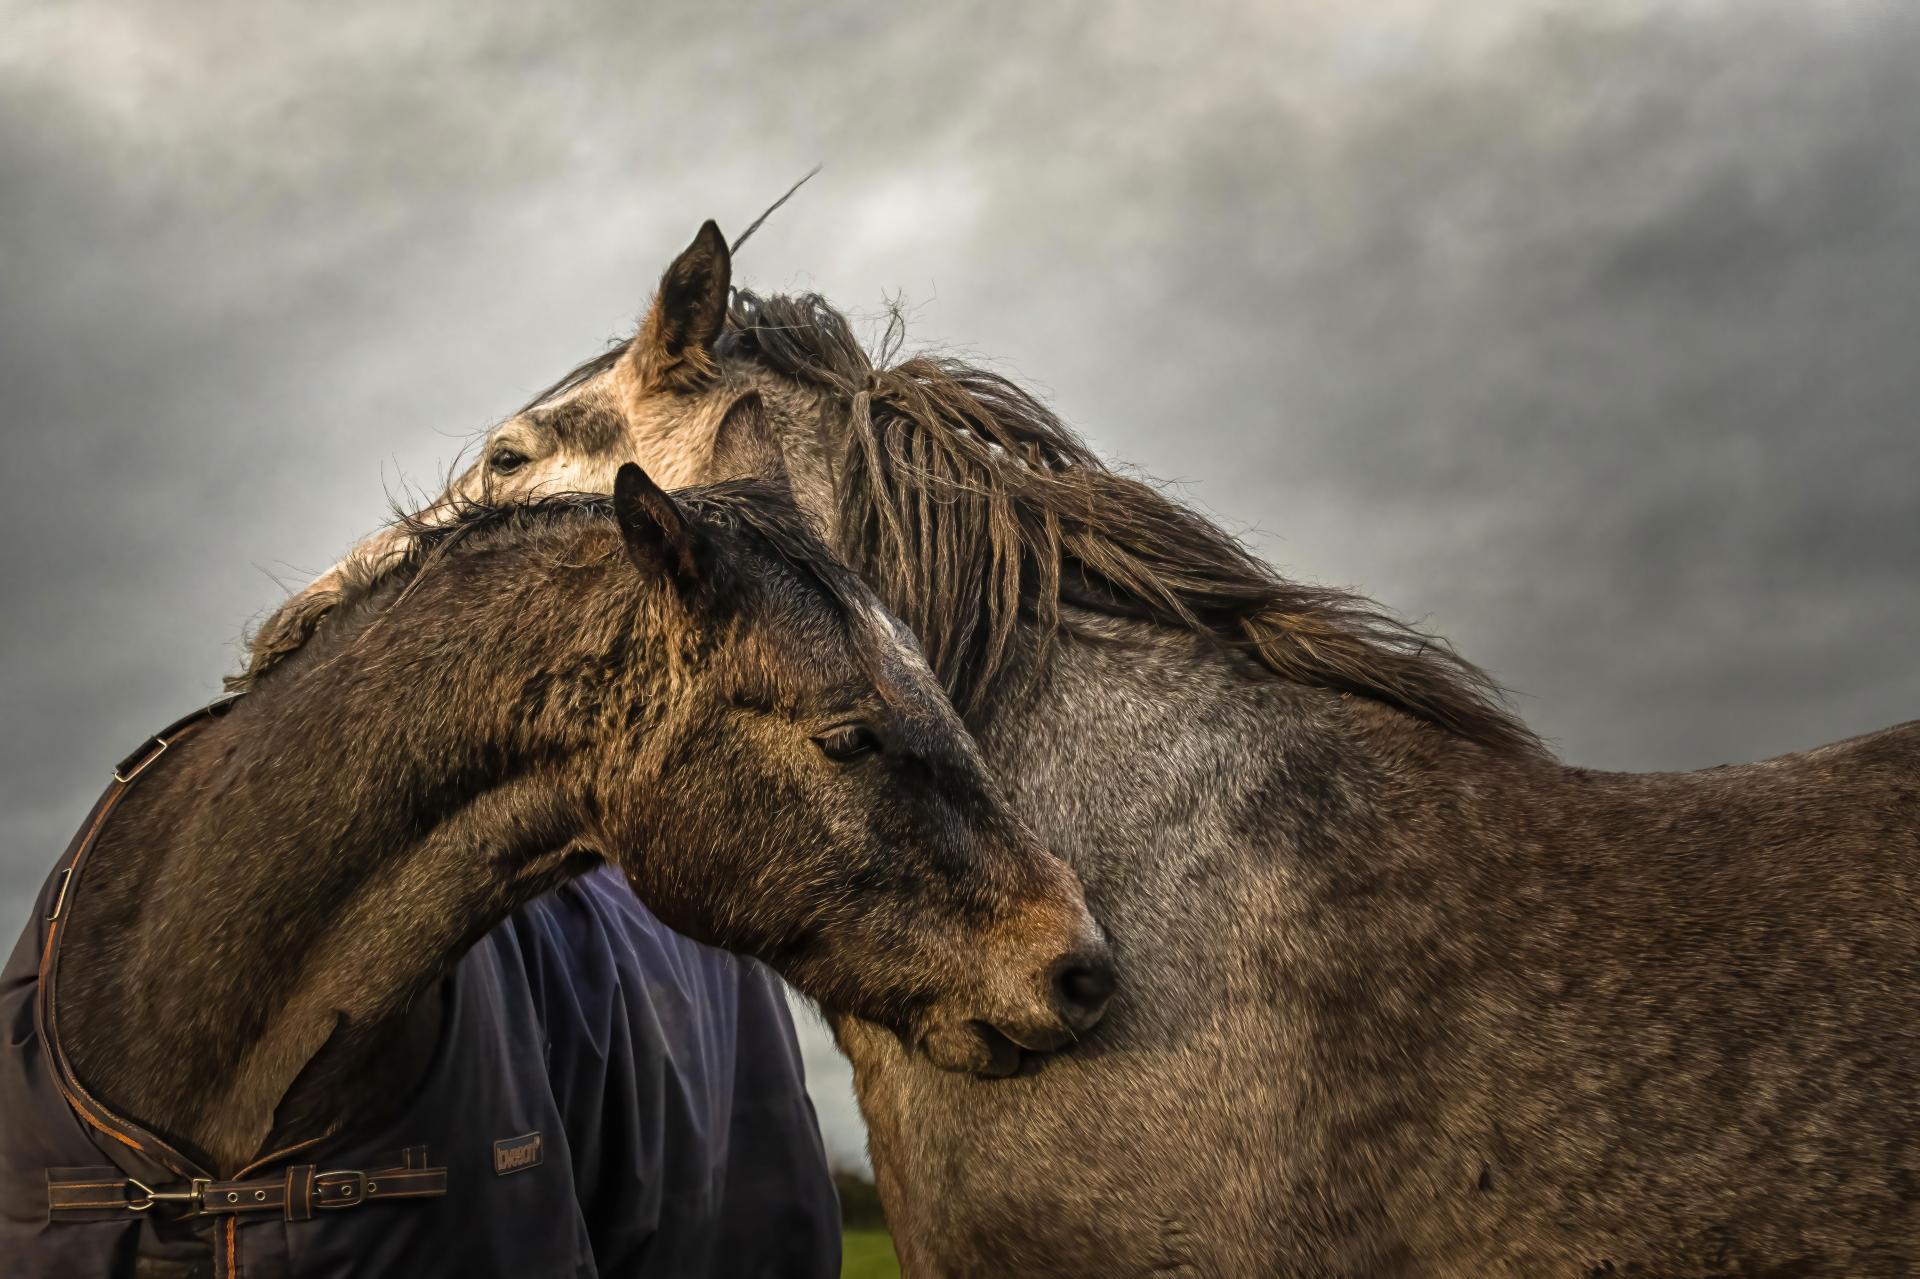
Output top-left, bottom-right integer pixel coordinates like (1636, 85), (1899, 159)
(493, 1132), (543, 1176)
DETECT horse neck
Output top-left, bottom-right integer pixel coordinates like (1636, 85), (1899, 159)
(844, 615), (1554, 1273)
(969, 611), (1512, 898)
(969, 617), (1296, 868)
(56, 554), (642, 1174)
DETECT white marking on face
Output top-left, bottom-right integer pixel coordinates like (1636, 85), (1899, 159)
(267, 353), (736, 672)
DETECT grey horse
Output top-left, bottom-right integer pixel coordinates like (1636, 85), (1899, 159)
(254, 222), (1920, 1278)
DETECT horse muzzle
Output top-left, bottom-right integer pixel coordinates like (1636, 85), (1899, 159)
(919, 933), (1117, 1077)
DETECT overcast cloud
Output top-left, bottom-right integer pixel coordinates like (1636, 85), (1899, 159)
(5, 0), (1917, 1171)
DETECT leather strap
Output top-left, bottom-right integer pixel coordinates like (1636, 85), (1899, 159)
(48, 1147), (445, 1222)
(36, 699), (241, 1191)
(36, 705), (450, 1230)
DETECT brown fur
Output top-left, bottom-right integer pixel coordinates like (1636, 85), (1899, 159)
(58, 474), (1106, 1175)
(244, 223), (1920, 1275)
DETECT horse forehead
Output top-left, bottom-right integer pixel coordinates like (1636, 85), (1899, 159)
(524, 381), (726, 490)
(538, 395), (628, 454)
(515, 380), (632, 455)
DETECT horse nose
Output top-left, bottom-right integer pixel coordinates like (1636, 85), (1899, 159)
(1049, 949), (1116, 1034)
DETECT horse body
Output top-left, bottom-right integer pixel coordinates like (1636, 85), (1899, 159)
(263, 222), (1920, 1275)
(851, 618), (1920, 1275)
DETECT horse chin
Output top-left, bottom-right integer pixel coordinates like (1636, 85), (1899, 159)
(919, 1013), (1081, 1077)
(920, 1019), (1023, 1077)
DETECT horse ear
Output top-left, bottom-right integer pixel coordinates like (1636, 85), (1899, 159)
(707, 391), (787, 482)
(626, 220), (731, 393)
(613, 463), (702, 595)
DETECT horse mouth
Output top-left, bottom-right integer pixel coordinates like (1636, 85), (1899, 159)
(915, 946), (1116, 1076)
(919, 1016), (1089, 1078)
(994, 1018), (1076, 1054)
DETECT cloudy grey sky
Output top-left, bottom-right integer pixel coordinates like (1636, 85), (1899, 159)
(5, 0), (1917, 1171)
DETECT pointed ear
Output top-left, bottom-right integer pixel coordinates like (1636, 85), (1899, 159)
(613, 463), (702, 595)
(706, 391), (788, 483)
(626, 220), (731, 393)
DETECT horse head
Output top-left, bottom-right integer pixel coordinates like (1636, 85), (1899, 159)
(588, 465), (1114, 1074)
(242, 220), (1121, 1070)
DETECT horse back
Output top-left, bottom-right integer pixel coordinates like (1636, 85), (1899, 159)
(1397, 717), (1920, 1276)
(1548, 715), (1920, 874)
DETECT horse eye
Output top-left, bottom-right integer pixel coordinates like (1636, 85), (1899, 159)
(490, 447), (529, 475)
(813, 725), (881, 763)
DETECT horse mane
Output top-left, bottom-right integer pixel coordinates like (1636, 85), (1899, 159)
(721, 291), (1545, 757)
(240, 479), (864, 687)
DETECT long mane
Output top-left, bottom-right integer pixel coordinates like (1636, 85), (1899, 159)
(722, 291), (1545, 757)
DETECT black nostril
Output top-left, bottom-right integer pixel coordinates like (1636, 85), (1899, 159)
(1050, 953), (1116, 1031)
(1059, 964), (1113, 1008)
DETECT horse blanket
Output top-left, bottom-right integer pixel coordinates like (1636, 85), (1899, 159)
(1, 747), (841, 1279)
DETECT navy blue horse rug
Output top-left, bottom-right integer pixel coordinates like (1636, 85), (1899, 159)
(1, 724), (840, 1279)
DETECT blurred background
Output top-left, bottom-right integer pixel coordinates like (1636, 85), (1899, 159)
(5, 0), (1919, 1181)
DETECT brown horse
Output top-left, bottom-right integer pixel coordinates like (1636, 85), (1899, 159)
(4, 464), (1110, 1277)
(254, 224), (1920, 1277)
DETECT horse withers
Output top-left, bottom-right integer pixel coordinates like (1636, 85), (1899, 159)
(0, 465), (1111, 1279)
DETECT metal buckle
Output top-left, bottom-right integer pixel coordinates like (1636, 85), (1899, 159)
(110, 697), (241, 785)
(316, 1169), (366, 1208)
(45, 867), (73, 922)
(112, 735), (169, 784)
(126, 1176), (208, 1214)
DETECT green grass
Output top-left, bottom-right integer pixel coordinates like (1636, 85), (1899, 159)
(841, 1228), (901, 1278)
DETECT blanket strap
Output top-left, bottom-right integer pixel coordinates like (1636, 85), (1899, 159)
(48, 1146), (445, 1222)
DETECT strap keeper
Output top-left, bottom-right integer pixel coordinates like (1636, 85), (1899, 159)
(112, 735), (169, 784)
(285, 1165), (315, 1221)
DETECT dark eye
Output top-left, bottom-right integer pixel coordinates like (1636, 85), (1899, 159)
(489, 447), (529, 475)
(813, 724), (881, 762)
